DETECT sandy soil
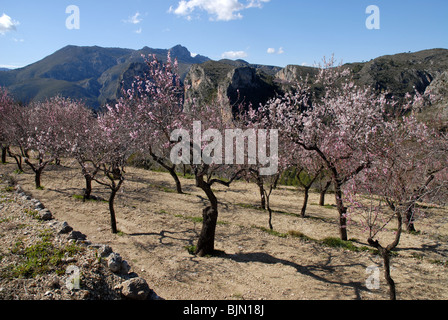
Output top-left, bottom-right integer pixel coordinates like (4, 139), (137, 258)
(1, 160), (447, 300)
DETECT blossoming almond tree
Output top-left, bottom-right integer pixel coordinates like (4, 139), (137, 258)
(93, 100), (139, 234)
(0, 87), (14, 164)
(260, 57), (392, 240)
(173, 98), (248, 257)
(125, 53), (186, 193)
(4, 97), (70, 189)
(345, 113), (448, 300)
(58, 98), (101, 201)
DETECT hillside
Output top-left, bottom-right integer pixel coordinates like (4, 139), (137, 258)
(0, 46), (447, 114)
(0, 44), (209, 109)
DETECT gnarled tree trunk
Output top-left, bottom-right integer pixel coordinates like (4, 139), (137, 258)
(195, 178), (219, 257)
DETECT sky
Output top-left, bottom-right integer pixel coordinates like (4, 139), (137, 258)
(0, 0), (447, 69)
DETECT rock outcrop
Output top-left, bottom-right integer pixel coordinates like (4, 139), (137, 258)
(184, 60), (283, 115)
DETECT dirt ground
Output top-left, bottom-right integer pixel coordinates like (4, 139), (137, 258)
(1, 160), (447, 300)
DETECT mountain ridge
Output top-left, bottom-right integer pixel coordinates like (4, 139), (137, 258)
(1, 45), (447, 111)
(0, 44), (210, 109)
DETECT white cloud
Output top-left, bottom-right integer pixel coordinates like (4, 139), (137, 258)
(134, 28), (142, 34)
(0, 13), (19, 35)
(169, 0), (270, 21)
(267, 47), (285, 55)
(124, 12), (143, 24)
(0, 64), (21, 69)
(222, 50), (248, 59)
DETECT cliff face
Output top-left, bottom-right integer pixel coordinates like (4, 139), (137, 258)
(275, 65), (318, 83)
(184, 60), (283, 115)
(418, 70), (448, 131)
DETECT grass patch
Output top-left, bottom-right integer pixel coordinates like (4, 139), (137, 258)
(429, 259), (448, 267)
(236, 203), (264, 211)
(175, 214), (229, 225)
(185, 245), (197, 255)
(2, 229), (84, 279)
(253, 226), (288, 238)
(2, 186), (15, 193)
(72, 194), (107, 203)
(153, 185), (177, 194)
(288, 230), (314, 241)
(24, 208), (42, 221)
(320, 237), (374, 253)
(176, 172), (195, 180)
(235, 203), (299, 217)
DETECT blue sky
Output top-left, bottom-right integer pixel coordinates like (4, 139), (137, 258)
(1, 0), (447, 69)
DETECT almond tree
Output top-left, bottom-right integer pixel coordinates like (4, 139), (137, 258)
(0, 87), (14, 164)
(172, 98), (248, 257)
(235, 104), (285, 229)
(345, 114), (448, 300)
(58, 98), (101, 200)
(2, 97), (69, 188)
(0, 101), (29, 173)
(93, 100), (139, 234)
(125, 53), (185, 193)
(260, 57), (391, 240)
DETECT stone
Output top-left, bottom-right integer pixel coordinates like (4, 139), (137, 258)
(106, 252), (131, 275)
(67, 230), (87, 241)
(120, 260), (131, 275)
(34, 202), (45, 210)
(107, 253), (123, 273)
(38, 209), (53, 221)
(49, 221), (73, 234)
(89, 244), (113, 258)
(115, 277), (151, 300)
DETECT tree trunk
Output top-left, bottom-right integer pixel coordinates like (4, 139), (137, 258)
(382, 249), (396, 300)
(109, 188), (118, 234)
(195, 178), (219, 257)
(368, 240), (396, 300)
(8, 149), (23, 172)
(83, 175), (93, 201)
(1, 146), (7, 164)
(334, 180), (348, 241)
(319, 180), (331, 206)
(257, 178), (266, 210)
(151, 151), (183, 194)
(405, 206), (416, 232)
(266, 193), (273, 230)
(195, 206), (218, 257)
(35, 168), (43, 189)
(301, 186), (310, 217)
(367, 210), (402, 300)
(168, 166), (183, 194)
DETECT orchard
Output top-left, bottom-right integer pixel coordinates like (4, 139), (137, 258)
(0, 56), (447, 300)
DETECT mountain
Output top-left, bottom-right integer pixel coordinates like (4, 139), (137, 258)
(0, 44), (209, 109)
(184, 48), (448, 116)
(1, 45), (447, 116)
